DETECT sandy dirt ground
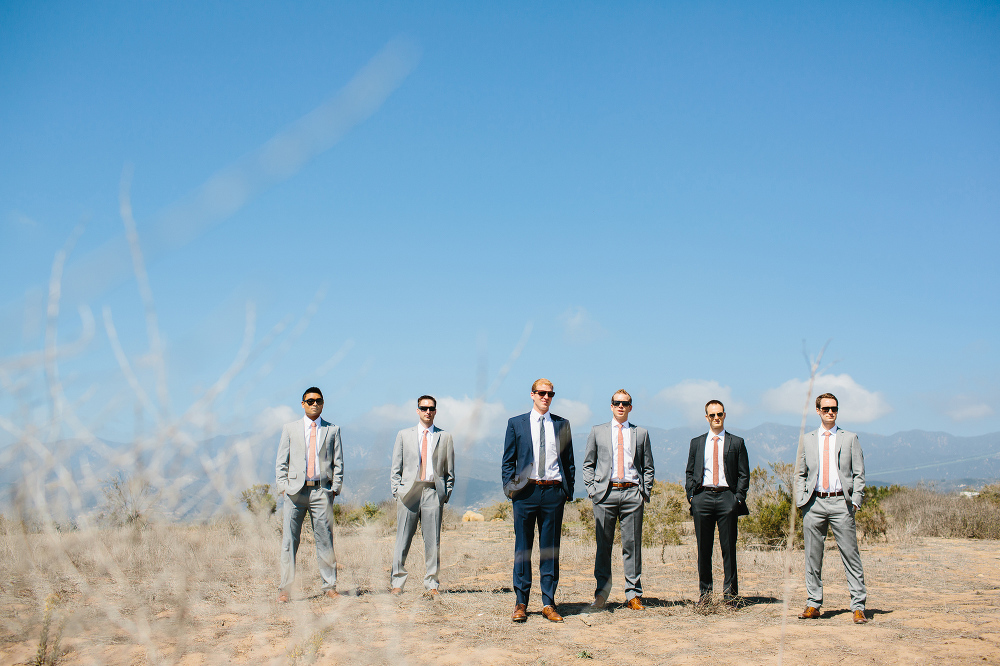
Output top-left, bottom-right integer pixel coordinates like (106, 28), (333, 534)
(2, 520), (999, 665)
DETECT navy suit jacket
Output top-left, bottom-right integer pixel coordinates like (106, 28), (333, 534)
(501, 412), (575, 501)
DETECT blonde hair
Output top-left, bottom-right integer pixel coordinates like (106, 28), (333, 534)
(531, 378), (554, 392)
(612, 389), (631, 402)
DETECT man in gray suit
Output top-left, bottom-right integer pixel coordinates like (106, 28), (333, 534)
(582, 389), (655, 611)
(274, 387), (344, 602)
(795, 392), (868, 624)
(390, 394), (455, 596)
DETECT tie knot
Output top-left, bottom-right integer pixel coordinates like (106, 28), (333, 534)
(311, 421), (317, 428)
(713, 436), (720, 443)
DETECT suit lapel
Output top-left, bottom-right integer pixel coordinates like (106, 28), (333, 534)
(630, 425), (641, 467)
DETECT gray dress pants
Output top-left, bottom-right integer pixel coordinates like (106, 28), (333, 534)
(391, 484), (443, 590)
(280, 485), (337, 592)
(593, 485), (645, 601)
(802, 494), (867, 611)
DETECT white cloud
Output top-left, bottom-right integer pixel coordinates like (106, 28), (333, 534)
(9, 210), (37, 227)
(558, 306), (606, 344)
(253, 404), (298, 432)
(366, 396), (509, 443)
(551, 398), (592, 427)
(945, 401), (994, 422)
(655, 380), (745, 426)
(761, 373), (891, 423)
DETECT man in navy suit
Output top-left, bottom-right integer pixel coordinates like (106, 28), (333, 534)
(501, 378), (575, 623)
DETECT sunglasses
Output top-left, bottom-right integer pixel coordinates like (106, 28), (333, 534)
(303, 398), (324, 406)
(418, 406), (437, 412)
(533, 391), (555, 398)
(707, 412), (724, 419)
(819, 406), (839, 413)
(612, 400), (632, 407)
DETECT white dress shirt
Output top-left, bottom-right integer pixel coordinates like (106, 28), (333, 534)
(302, 415), (325, 482)
(529, 409), (562, 482)
(611, 420), (640, 483)
(702, 430), (729, 488)
(816, 426), (843, 494)
(417, 424), (438, 482)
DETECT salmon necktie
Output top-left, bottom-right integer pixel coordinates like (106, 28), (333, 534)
(420, 429), (428, 481)
(307, 420), (317, 479)
(822, 431), (831, 490)
(712, 436), (720, 486)
(615, 424), (625, 480)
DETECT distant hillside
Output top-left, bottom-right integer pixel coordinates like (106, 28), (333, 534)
(3, 423), (997, 517)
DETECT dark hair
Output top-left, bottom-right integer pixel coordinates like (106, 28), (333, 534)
(705, 399), (725, 413)
(302, 387), (324, 401)
(417, 394), (437, 408)
(815, 393), (838, 409)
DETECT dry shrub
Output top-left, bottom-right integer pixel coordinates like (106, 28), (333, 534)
(742, 463), (802, 549)
(239, 484), (276, 516)
(882, 486), (1000, 540)
(642, 481), (688, 558)
(480, 499), (512, 522)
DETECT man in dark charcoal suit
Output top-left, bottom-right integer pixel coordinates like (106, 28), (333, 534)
(685, 399), (749, 604)
(501, 378), (575, 623)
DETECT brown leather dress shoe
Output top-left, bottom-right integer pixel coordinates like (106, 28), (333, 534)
(798, 606), (821, 619)
(586, 594), (607, 612)
(390, 587), (402, 596)
(512, 603), (528, 623)
(626, 597), (646, 610)
(425, 588), (440, 597)
(324, 590), (340, 599)
(853, 610), (868, 624)
(541, 605), (564, 622)
(278, 591), (289, 603)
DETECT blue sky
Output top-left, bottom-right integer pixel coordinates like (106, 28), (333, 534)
(2, 1), (998, 449)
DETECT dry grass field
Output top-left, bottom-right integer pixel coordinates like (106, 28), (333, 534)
(2, 513), (999, 666)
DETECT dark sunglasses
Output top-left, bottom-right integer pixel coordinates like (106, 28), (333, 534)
(533, 390), (555, 398)
(303, 398), (324, 406)
(612, 400), (632, 407)
(819, 406), (839, 413)
(418, 406), (437, 412)
(707, 412), (724, 419)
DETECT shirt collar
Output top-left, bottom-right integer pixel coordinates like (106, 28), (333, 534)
(822, 425), (839, 436)
(304, 415), (321, 426)
(531, 408), (551, 422)
(418, 424), (436, 433)
(613, 419), (630, 429)
(709, 429), (726, 440)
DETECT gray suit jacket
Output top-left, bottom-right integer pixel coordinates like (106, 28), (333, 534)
(795, 427), (865, 508)
(582, 422), (655, 504)
(390, 426), (455, 506)
(275, 418), (344, 496)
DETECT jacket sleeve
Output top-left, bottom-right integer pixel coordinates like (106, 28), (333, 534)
(443, 432), (456, 503)
(329, 425), (344, 496)
(390, 430), (404, 498)
(795, 434), (809, 507)
(501, 418), (517, 496)
(684, 438), (697, 500)
(641, 429), (655, 501)
(850, 434), (865, 507)
(582, 427), (598, 498)
(275, 425), (291, 494)
(735, 437), (750, 504)
(562, 422), (575, 500)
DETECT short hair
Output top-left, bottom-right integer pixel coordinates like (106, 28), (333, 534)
(302, 387), (323, 401)
(816, 393), (838, 408)
(705, 399), (725, 413)
(612, 389), (632, 402)
(417, 394), (437, 408)
(531, 378), (554, 392)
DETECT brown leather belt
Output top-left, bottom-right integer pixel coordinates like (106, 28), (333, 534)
(305, 480), (328, 487)
(533, 479), (561, 486)
(816, 490), (843, 498)
(611, 482), (637, 488)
